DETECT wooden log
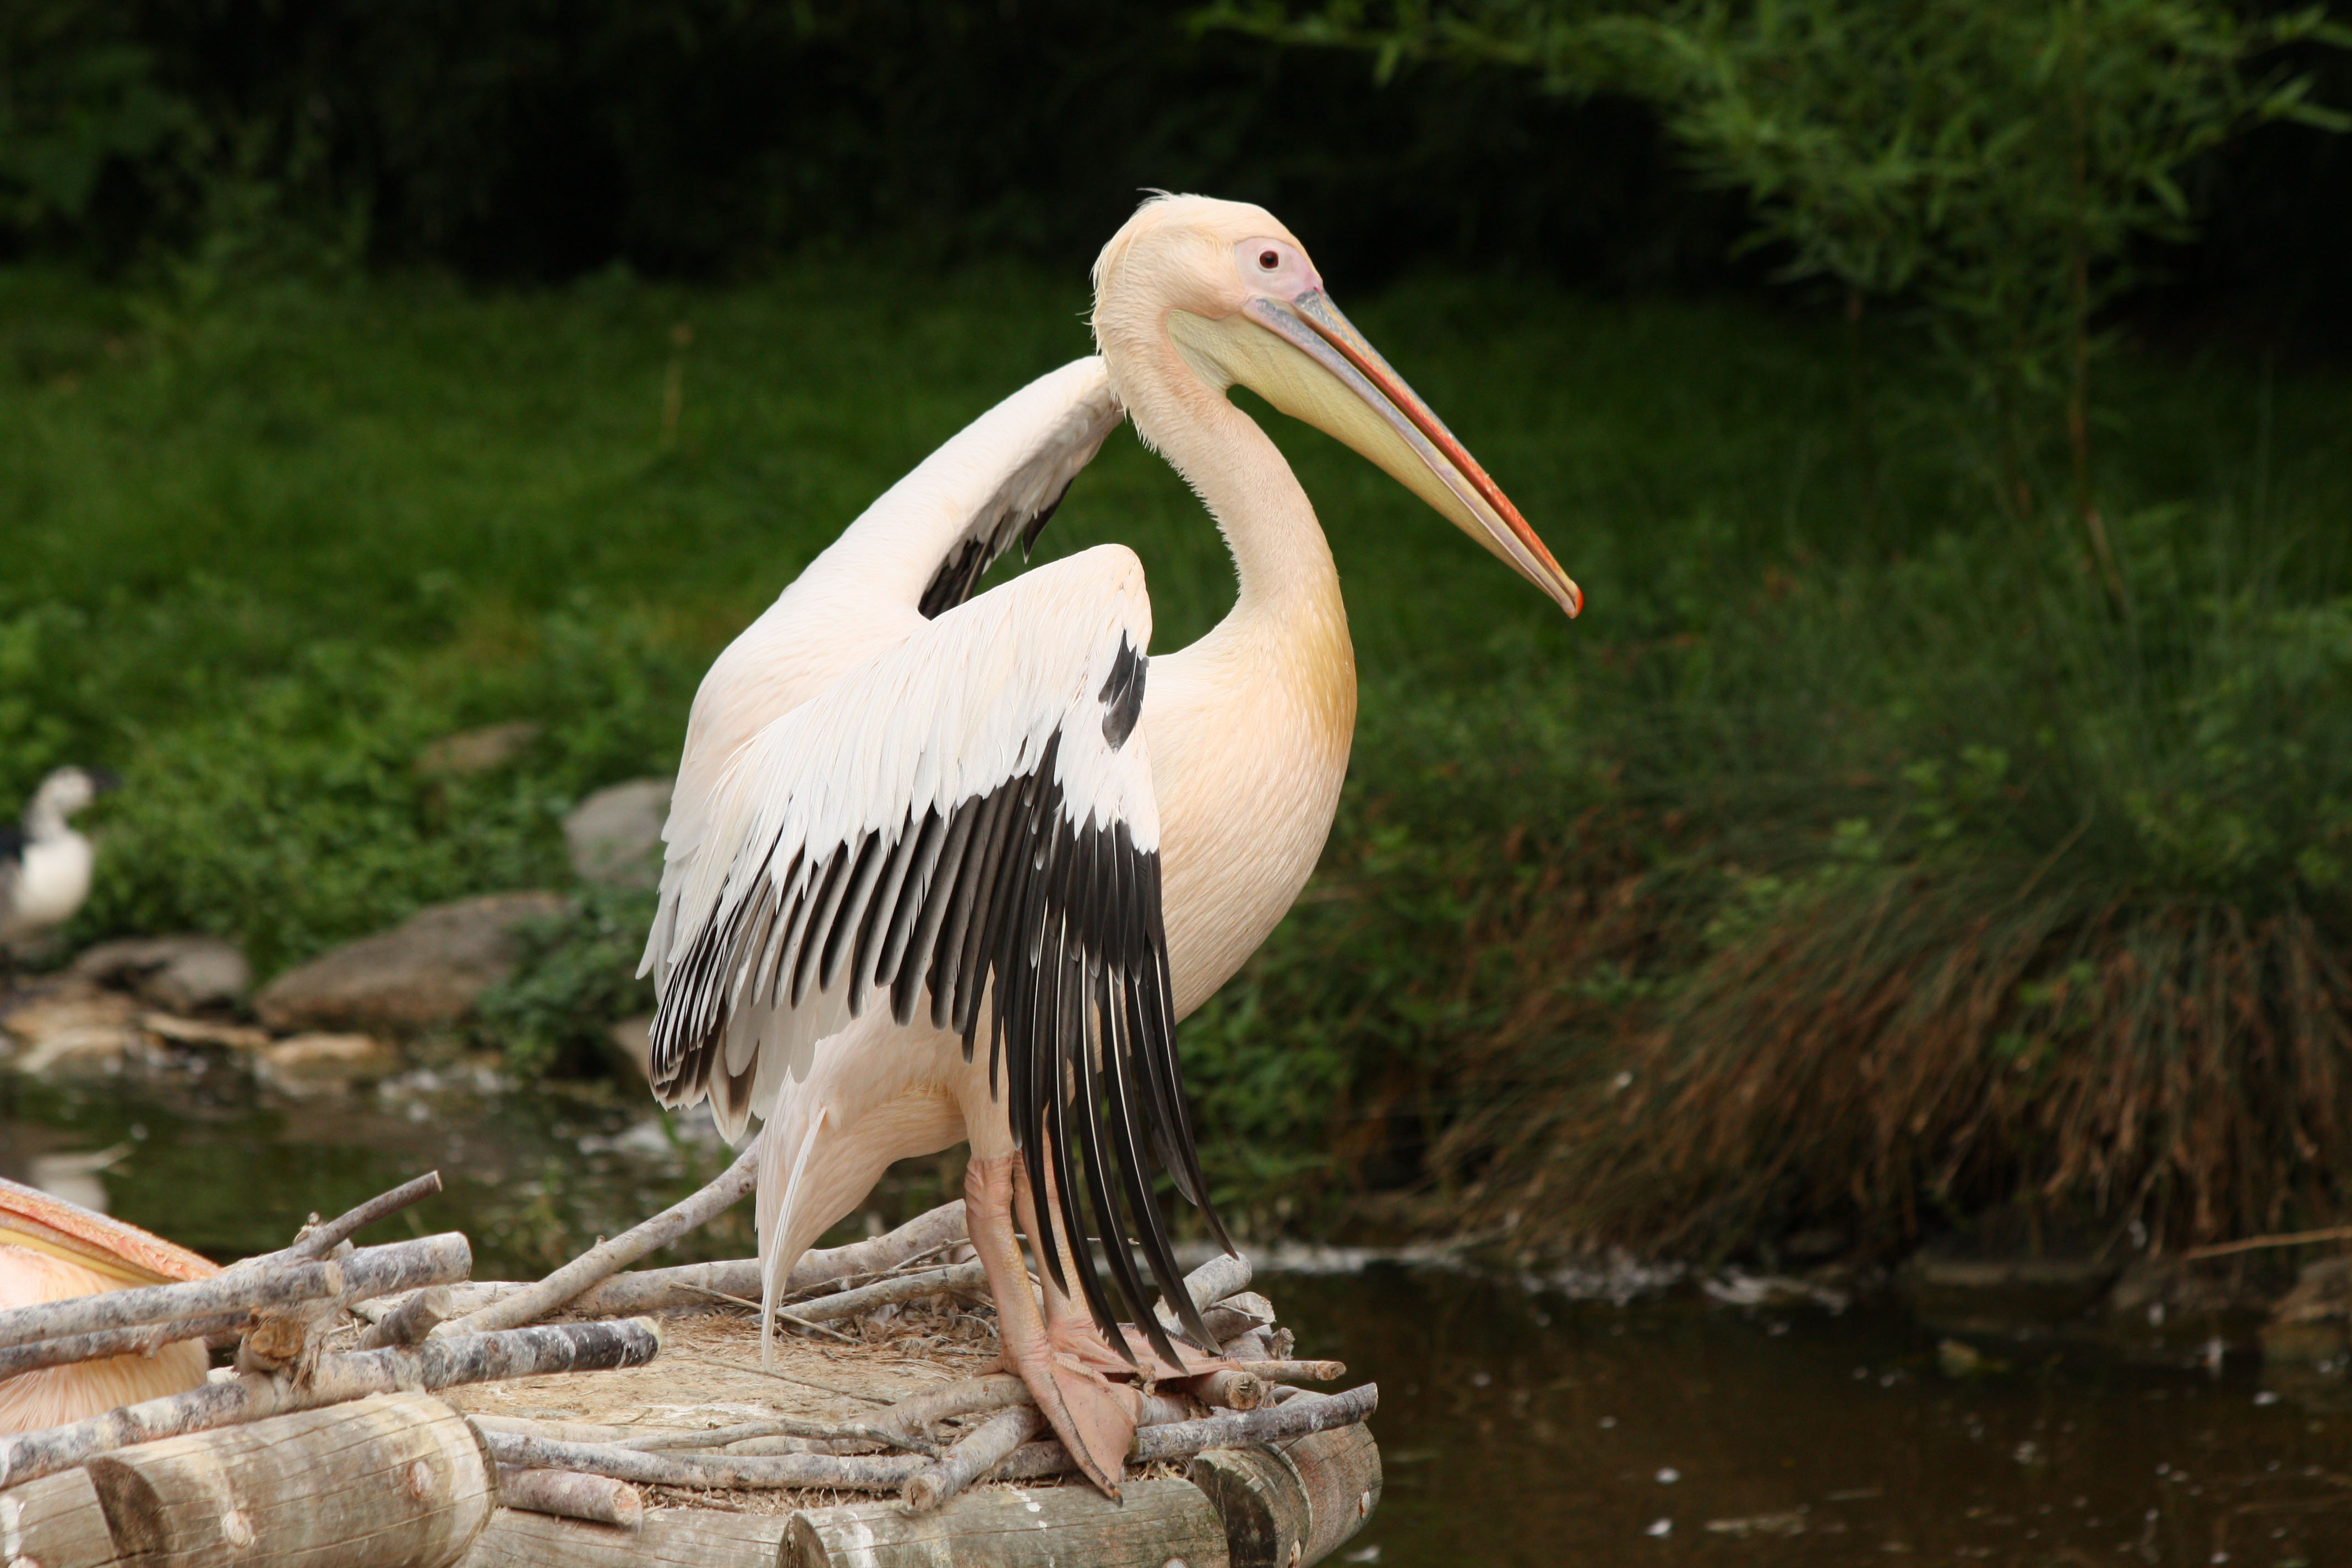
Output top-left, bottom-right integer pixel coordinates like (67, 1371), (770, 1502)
(439, 1140), (762, 1337)
(1185, 1401), (1384, 1568)
(82, 1391), (495, 1568)
(0, 1467), (122, 1568)
(0, 1234), (472, 1352)
(460, 1506), (788, 1568)
(901, 1404), (1044, 1512)
(785, 1477), (1229, 1568)
(1192, 1368), (1267, 1412)
(1201, 1293), (1276, 1346)
(361, 1284), (453, 1348)
(496, 1466), (642, 1529)
(0, 1319), (661, 1489)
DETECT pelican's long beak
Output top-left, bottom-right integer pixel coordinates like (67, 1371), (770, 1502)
(1225, 290), (1581, 618)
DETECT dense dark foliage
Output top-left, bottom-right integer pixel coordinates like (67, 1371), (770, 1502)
(3, 0), (2347, 348)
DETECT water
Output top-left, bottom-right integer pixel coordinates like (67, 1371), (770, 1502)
(7, 1070), (2349, 1568)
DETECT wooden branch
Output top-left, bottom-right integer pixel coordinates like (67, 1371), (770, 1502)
(0, 1233), (472, 1352)
(902, 1404), (1046, 1513)
(1191, 1368), (1267, 1411)
(989, 1383), (1381, 1483)
(481, 1430), (929, 1493)
(83, 1391), (494, 1568)
(1237, 1359), (1346, 1384)
(787, 1260), (988, 1325)
(616, 1415), (931, 1456)
(357, 1283), (451, 1348)
(0, 1317), (660, 1489)
(1174, 1252), (1253, 1315)
(0, 1310), (248, 1379)
(439, 1140), (761, 1336)
(267, 1172), (445, 1264)
(872, 1372), (1030, 1448)
(367, 1197), (971, 1325)
(497, 1465), (644, 1529)
(487, 1383), (1381, 1499)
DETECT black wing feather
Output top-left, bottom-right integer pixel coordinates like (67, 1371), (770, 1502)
(917, 481), (1074, 619)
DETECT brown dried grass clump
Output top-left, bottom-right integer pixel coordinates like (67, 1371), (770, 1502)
(1441, 865), (2352, 1260)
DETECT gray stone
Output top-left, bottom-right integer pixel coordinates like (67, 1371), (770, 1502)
(72, 934), (251, 1013)
(254, 891), (570, 1035)
(564, 777), (672, 891)
(259, 1032), (403, 1094)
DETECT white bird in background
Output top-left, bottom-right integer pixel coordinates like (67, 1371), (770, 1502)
(642, 194), (1580, 1495)
(0, 767), (116, 955)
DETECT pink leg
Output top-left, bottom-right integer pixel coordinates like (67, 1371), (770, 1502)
(963, 1153), (1140, 1497)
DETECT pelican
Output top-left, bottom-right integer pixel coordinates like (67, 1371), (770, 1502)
(0, 767), (116, 956)
(643, 194), (1580, 1495)
(0, 1175), (218, 1431)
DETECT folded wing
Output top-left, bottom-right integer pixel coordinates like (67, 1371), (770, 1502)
(644, 544), (1231, 1358)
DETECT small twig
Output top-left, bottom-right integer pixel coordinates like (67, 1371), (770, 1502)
(438, 1137), (761, 1337)
(669, 1281), (859, 1344)
(2180, 1226), (2352, 1261)
(0, 1312), (248, 1379)
(872, 1373), (1030, 1448)
(619, 1414), (937, 1457)
(357, 1284), (451, 1349)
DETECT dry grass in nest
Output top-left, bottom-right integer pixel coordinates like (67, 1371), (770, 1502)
(1442, 863), (2352, 1259)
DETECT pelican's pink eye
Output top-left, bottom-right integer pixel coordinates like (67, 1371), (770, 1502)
(1259, 250), (1280, 270)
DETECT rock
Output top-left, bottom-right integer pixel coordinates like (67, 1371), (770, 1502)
(0, 985), (143, 1076)
(2261, 1257), (2352, 1369)
(72, 934), (251, 1013)
(254, 891), (571, 1035)
(259, 1032), (402, 1093)
(563, 778), (672, 890)
(141, 1012), (270, 1052)
(415, 722), (541, 777)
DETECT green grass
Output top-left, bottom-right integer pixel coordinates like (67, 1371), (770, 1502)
(4, 257), (2349, 1256)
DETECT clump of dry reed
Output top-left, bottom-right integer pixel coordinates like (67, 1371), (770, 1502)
(1440, 860), (2352, 1259)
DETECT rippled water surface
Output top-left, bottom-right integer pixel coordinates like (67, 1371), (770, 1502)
(6, 1070), (2348, 1568)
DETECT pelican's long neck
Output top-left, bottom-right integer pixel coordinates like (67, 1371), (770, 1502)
(1123, 334), (1348, 650)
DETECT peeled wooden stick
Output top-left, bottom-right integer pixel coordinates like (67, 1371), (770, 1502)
(618, 1414), (937, 1456)
(1237, 1359), (1346, 1384)
(368, 1198), (973, 1324)
(439, 1138), (762, 1336)
(0, 1311), (247, 1379)
(498, 1465), (644, 1529)
(357, 1283), (451, 1349)
(872, 1373), (1031, 1447)
(491, 1383), (1380, 1498)
(788, 1260), (988, 1325)
(0, 1233), (472, 1352)
(482, 1430), (928, 1493)
(901, 1405), (1044, 1513)
(264, 1172), (445, 1264)
(992, 1383), (1381, 1482)
(0, 1317), (660, 1489)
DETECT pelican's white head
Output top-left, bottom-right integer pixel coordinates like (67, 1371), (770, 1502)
(1092, 193), (1581, 618)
